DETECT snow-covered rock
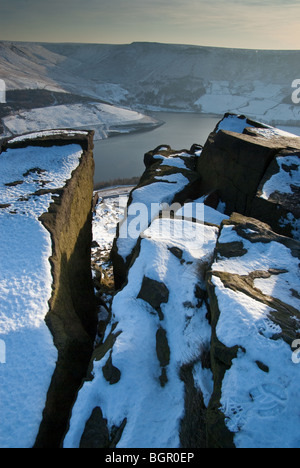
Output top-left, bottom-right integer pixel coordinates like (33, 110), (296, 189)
(207, 213), (300, 448)
(197, 114), (300, 239)
(111, 144), (204, 289)
(1, 113), (300, 449)
(64, 213), (219, 449)
(251, 148), (300, 240)
(73, 113), (300, 449)
(0, 130), (96, 448)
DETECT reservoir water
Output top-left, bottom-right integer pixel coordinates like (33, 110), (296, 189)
(93, 111), (300, 186)
(93, 112), (220, 186)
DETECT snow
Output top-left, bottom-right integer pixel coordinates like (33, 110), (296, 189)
(210, 220), (300, 448)
(192, 363), (214, 408)
(92, 83), (129, 103)
(252, 127), (299, 139)
(263, 104), (300, 125)
(92, 194), (128, 252)
(216, 114), (299, 139)
(212, 224), (300, 279)
(216, 115), (254, 134)
(153, 152), (191, 170)
(176, 197), (229, 226)
(117, 172), (189, 260)
(8, 129), (89, 143)
(0, 141), (83, 448)
(64, 216), (219, 448)
(193, 80), (300, 126)
(254, 275), (300, 311)
(260, 154), (300, 200)
(196, 94), (249, 116)
(213, 275), (300, 448)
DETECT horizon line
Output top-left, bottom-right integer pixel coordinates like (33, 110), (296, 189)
(0, 38), (299, 53)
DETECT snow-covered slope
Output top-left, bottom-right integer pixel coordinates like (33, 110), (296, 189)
(0, 42), (66, 92)
(0, 41), (300, 126)
(1, 102), (159, 141)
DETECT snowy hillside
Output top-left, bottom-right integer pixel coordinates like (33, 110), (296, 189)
(0, 41), (300, 129)
(1, 102), (159, 141)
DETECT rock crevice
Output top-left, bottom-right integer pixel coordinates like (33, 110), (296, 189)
(34, 132), (97, 448)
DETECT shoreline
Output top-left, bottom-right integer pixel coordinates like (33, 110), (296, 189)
(94, 185), (134, 198)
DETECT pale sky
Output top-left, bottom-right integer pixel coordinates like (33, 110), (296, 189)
(0, 0), (299, 50)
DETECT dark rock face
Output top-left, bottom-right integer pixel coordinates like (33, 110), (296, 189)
(156, 326), (171, 387)
(80, 407), (127, 449)
(80, 407), (110, 449)
(102, 353), (121, 385)
(138, 276), (169, 320)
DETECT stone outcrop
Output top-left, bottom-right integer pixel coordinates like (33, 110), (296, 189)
(0, 130), (97, 448)
(249, 144), (300, 239)
(112, 113), (300, 296)
(196, 115), (300, 240)
(91, 113), (299, 449)
(64, 211), (219, 448)
(111, 144), (204, 290)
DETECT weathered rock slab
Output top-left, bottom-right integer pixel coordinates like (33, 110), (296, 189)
(206, 213), (300, 448)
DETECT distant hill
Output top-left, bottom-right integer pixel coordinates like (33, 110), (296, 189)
(0, 41), (299, 125)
